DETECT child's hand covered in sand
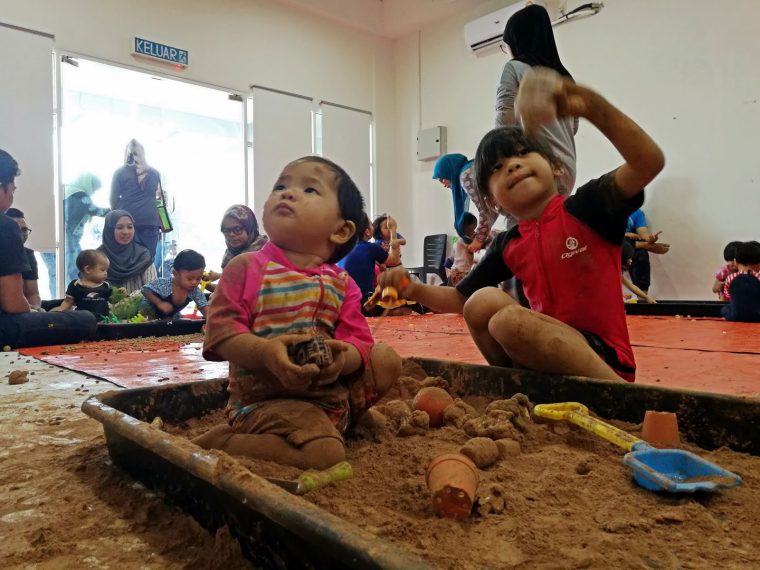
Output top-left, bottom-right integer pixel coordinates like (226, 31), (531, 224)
(515, 67), (564, 134)
(262, 334), (319, 389)
(312, 340), (350, 386)
(517, 67), (595, 133)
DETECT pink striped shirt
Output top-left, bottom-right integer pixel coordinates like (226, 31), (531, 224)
(203, 241), (373, 406)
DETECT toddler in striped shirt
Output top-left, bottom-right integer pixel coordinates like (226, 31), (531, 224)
(195, 156), (401, 469)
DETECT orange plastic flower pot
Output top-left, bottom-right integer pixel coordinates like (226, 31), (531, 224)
(425, 453), (479, 519)
(641, 410), (680, 449)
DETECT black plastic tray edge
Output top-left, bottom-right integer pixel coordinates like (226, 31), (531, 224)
(96, 318), (204, 340)
(624, 300), (726, 317)
(410, 357), (760, 455)
(81, 385), (434, 570)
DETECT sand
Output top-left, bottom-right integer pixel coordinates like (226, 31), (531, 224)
(0, 354), (251, 569)
(6, 350), (760, 570)
(169, 367), (760, 569)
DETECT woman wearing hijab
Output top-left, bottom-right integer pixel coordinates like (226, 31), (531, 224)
(98, 210), (157, 293)
(64, 173), (109, 283)
(495, 3), (577, 195)
(220, 204), (267, 269)
(433, 154), (497, 254)
(110, 139), (162, 261)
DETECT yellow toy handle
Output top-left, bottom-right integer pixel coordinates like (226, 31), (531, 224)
(533, 402), (642, 452)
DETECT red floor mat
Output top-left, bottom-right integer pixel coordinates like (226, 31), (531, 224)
(627, 315), (760, 354)
(18, 335), (227, 389)
(18, 314), (760, 396)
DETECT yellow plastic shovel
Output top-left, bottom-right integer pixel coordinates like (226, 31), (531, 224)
(533, 403), (742, 493)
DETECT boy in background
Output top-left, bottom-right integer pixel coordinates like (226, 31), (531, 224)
(721, 241), (760, 322)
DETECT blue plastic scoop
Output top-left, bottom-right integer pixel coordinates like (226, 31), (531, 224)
(533, 403), (742, 493)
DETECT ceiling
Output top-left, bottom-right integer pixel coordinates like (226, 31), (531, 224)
(275, 0), (493, 38)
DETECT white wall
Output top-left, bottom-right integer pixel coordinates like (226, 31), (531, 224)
(0, 0), (396, 219)
(393, 0), (760, 299)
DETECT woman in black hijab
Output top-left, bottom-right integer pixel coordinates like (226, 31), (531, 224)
(495, 3), (577, 196)
(98, 210), (156, 293)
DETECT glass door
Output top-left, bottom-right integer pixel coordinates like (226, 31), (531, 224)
(59, 58), (245, 285)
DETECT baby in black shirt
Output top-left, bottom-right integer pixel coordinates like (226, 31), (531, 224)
(52, 249), (113, 318)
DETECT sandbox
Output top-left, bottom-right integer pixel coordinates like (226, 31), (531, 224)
(82, 358), (760, 568)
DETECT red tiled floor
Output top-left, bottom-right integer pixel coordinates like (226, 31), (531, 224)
(19, 314), (760, 396)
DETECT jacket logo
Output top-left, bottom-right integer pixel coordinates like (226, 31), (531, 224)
(561, 236), (587, 259)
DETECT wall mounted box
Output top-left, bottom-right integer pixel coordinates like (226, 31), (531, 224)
(417, 126), (447, 161)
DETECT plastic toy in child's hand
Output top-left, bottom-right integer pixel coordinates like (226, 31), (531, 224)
(364, 275), (412, 310)
(288, 336), (333, 368)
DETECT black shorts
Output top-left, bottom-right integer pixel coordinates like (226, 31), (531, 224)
(579, 330), (635, 378)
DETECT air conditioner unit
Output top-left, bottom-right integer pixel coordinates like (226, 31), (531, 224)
(464, 2), (522, 53)
(464, 0), (565, 54)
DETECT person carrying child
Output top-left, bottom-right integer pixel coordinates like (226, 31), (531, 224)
(448, 212), (478, 287)
(721, 241), (760, 322)
(713, 241), (741, 300)
(51, 249), (113, 318)
(372, 213), (406, 268)
(193, 156), (401, 469)
(139, 249), (209, 319)
(380, 68), (665, 383)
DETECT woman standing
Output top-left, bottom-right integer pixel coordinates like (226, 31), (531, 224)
(64, 173), (108, 282)
(220, 205), (267, 269)
(110, 139), (162, 260)
(433, 153), (496, 254)
(98, 210), (156, 293)
(495, 3), (577, 195)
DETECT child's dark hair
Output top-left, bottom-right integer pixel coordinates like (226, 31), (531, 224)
(723, 241), (743, 262)
(5, 207), (24, 219)
(372, 214), (389, 241)
(474, 126), (561, 205)
(735, 241), (760, 266)
(76, 249), (108, 272)
(358, 214), (372, 240)
(621, 240), (635, 267)
(456, 212), (478, 243)
(173, 249), (206, 271)
(0, 149), (20, 187)
(292, 156), (365, 263)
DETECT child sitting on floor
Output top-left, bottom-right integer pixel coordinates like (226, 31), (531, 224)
(712, 241), (741, 300)
(193, 156), (401, 470)
(379, 68), (664, 383)
(52, 249), (113, 318)
(339, 214), (400, 316)
(721, 241), (760, 322)
(139, 249), (209, 319)
(372, 213), (405, 268)
(448, 212), (478, 287)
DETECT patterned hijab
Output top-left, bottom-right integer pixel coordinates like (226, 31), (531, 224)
(64, 173), (102, 200)
(503, 4), (572, 79)
(220, 204), (267, 268)
(98, 210), (153, 281)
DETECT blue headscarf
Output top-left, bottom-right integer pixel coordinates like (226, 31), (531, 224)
(433, 154), (473, 238)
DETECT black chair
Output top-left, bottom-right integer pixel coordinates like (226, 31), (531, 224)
(407, 234), (448, 285)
